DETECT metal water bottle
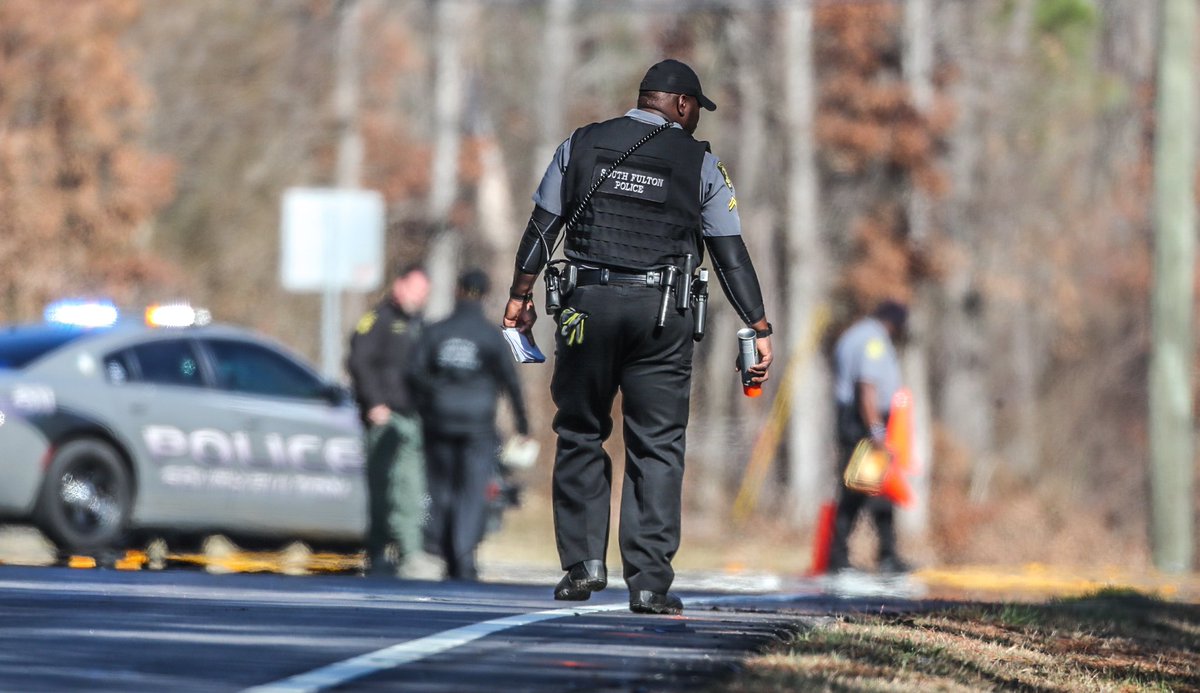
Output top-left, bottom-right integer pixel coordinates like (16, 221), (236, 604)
(737, 328), (762, 398)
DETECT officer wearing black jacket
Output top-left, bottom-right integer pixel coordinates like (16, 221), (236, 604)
(502, 59), (774, 615)
(409, 269), (530, 581)
(347, 263), (430, 577)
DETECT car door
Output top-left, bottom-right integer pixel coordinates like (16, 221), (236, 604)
(196, 337), (366, 541)
(104, 336), (243, 530)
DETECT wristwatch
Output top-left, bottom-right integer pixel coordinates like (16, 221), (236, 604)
(509, 292), (533, 302)
(754, 322), (773, 339)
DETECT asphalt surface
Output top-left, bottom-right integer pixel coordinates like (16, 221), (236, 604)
(4, 521), (1195, 692)
(0, 564), (897, 692)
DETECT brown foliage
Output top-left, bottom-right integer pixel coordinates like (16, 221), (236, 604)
(815, 1), (949, 314)
(361, 113), (431, 202)
(0, 0), (177, 319)
(843, 205), (913, 310)
(814, 0), (948, 190)
(358, 2), (430, 205)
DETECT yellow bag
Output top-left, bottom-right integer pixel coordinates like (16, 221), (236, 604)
(843, 438), (892, 495)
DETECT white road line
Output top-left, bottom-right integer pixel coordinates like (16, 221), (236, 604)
(241, 602), (631, 693)
(241, 588), (853, 693)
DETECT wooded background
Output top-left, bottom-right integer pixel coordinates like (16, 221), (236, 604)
(0, 0), (1195, 571)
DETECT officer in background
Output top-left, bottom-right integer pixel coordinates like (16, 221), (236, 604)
(502, 59), (774, 615)
(347, 263), (430, 577)
(408, 269), (530, 581)
(829, 300), (911, 574)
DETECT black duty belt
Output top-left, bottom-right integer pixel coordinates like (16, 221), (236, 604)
(574, 268), (664, 287)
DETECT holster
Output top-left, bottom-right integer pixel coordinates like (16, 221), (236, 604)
(543, 265), (561, 314)
(543, 261), (577, 315)
(691, 269), (709, 342)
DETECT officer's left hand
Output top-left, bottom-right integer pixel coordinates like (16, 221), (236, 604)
(503, 297), (537, 333)
(747, 336), (773, 385)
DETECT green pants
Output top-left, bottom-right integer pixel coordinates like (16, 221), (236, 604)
(365, 412), (426, 560)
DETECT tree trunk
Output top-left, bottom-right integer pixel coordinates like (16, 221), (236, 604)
(532, 0), (574, 186)
(326, 0), (365, 378)
(937, 0), (998, 501)
(707, 10), (777, 513)
(783, 0), (831, 525)
(1004, 303), (1041, 477)
(425, 0), (470, 320)
(335, 0), (364, 190)
(1149, 0), (1197, 574)
(473, 113), (515, 263)
(900, 0), (935, 535)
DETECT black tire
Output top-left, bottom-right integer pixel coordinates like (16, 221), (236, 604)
(35, 439), (133, 554)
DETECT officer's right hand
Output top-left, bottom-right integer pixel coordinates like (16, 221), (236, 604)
(367, 404), (391, 427)
(503, 296), (538, 333)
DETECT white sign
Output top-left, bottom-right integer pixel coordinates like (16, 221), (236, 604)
(280, 188), (384, 292)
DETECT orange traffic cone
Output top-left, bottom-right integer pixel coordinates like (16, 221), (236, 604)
(808, 500), (837, 575)
(885, 387), (915, 473)
(879, 462), (914, 507)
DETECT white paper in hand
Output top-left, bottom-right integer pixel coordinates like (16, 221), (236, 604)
(500, 437), (541, 469)
(502, 327), (546, 363)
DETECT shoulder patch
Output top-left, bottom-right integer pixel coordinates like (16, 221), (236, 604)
(865, 338), (886, 360)
(355, 311), (377, 335)
(716, 161), (737, 211)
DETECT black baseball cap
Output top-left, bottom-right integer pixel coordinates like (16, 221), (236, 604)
(873, 300), (909, 332)
(639, 59), (716, 111)
(457, 268), (490, 297)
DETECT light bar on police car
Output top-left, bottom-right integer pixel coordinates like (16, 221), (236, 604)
(145, 303), (212, 328)
(44, 300), (119, 328)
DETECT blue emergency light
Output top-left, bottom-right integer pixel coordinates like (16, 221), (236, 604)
(43, 300), (119, 328)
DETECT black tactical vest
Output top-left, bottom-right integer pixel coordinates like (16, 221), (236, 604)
(562, 116), (708, 271)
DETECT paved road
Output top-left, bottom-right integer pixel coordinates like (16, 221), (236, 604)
(11, 523), (1190, 691)
(1, 564), (921, 692)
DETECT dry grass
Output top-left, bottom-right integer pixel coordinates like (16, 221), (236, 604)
(723, 589), (1200, 692)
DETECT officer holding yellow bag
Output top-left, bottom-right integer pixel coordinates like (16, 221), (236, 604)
(829, 300), (912, 575)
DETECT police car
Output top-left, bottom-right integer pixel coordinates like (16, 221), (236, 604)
(0, 300), (366, 555)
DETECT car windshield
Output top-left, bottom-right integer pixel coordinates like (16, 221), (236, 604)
(0, 326), (98, 370)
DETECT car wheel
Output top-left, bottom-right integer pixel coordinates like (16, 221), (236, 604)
(36, 439), (133, 553)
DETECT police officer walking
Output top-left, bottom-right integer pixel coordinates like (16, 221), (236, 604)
(408, 269), (531, 581)
(829, 300), (912, 574)
(347, 263), (431, 577)
(502, 59), (774, 615)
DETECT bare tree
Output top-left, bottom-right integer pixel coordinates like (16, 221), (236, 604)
(316, 0), (370, 378)
(783, 0), (831, 523)
(0, 0), (177, 320)
(935, 0), (1000, 501)
(335, 0), (366, 190)
(532, 0), (575, 185)
(1149, 0), (1196, 573)
(899, 0), (935, 535)
(425, 0), (471, 319)
(698, 10), (778, 514)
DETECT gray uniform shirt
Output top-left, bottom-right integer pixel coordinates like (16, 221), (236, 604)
(833, 317), (902, 416)
(532, 109), (743, 238)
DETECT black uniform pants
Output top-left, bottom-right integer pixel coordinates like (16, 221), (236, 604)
(424, 431), (497, 581)
(550, 283), (694, 595)
(829, 405), (897, 568)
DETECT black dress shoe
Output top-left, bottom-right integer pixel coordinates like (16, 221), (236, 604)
(364, 553), (393, 577)
(553, 559), (607, 601)
(629, 590), (683, 615)
(877, 555), (912, 574)
(827, 555), (854, 575)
